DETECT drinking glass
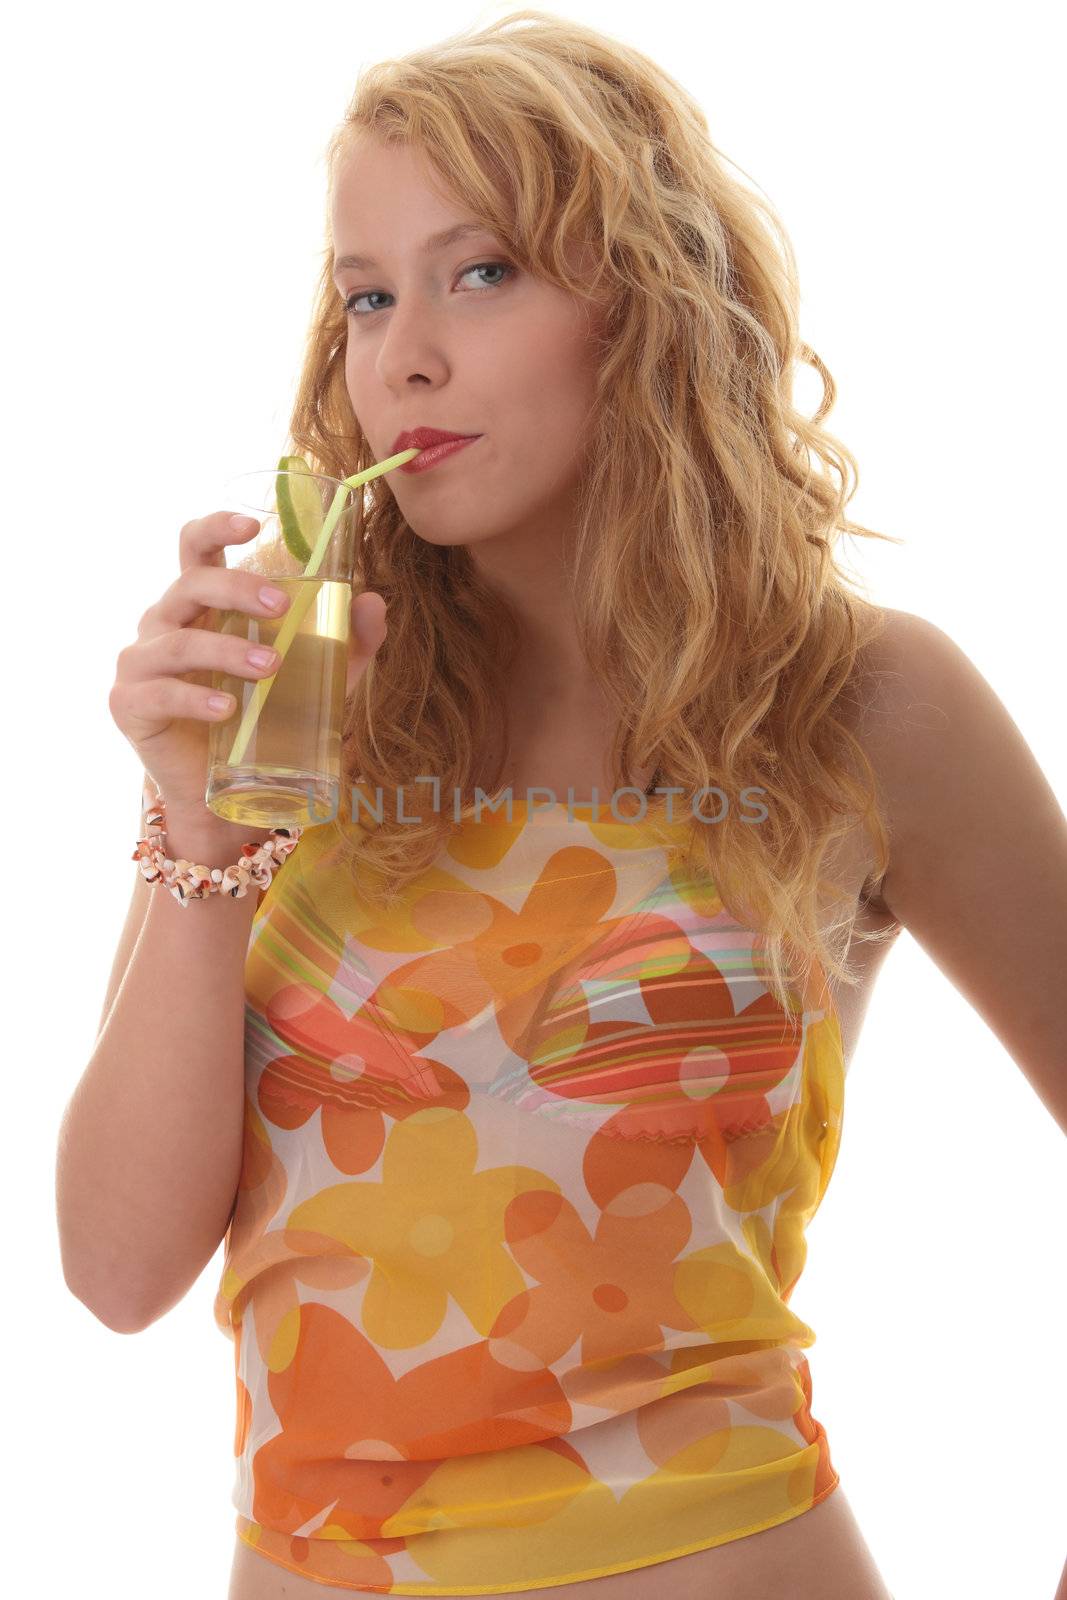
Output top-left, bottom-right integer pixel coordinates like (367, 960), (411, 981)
(205, 467), (359, 829)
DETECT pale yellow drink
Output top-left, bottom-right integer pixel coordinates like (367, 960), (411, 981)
(203, 457), (415, 829)
(207, 572), (350, 828)
(202, 467), (361, 825)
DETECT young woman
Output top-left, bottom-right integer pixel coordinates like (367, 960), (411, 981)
(64, 12), (1065, 1600)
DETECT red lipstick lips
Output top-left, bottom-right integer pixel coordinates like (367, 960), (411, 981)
(393, 426), (483, 474)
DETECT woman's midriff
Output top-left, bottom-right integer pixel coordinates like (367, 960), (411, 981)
(227, 1482), (893, 1599)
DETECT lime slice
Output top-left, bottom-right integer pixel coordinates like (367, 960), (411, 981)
(275, 455), (321, 564)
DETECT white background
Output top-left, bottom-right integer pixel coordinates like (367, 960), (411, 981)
(4, 3), (1064, 1597)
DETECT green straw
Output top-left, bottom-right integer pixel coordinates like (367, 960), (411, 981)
(224, 449), (418, 769)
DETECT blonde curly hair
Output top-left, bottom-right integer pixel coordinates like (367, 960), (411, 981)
(280, 8), (902, 1013)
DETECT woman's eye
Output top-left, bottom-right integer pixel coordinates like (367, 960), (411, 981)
(343, 260), (516, 317)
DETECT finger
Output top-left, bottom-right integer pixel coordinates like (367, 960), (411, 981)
(350, 590), (388, 663)
(119, 622), (281, 688)
(108, 671), (235, 744)
(345, 591), (388, 697)
(178, 510), (260, 576)
(137, 561), (291, 643)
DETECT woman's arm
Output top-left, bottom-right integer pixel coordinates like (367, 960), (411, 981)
(94, 775), (265, 1044)
(842, 607), (1066, 1597)
(58, 801), (267, 1333)
(853, 608), (1067, 1133)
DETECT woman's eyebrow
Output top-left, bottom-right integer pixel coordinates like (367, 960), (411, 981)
(331, 222), (495, 279)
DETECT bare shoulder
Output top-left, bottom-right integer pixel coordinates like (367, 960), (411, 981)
(840, 603), (942, 729)
(840, 601), (1003, 809)
(829, 604), (939, 912)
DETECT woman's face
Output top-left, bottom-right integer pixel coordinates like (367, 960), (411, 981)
(330, 136), (604, 555)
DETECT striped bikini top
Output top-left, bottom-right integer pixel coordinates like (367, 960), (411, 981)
(214, 794), (846, 1594)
